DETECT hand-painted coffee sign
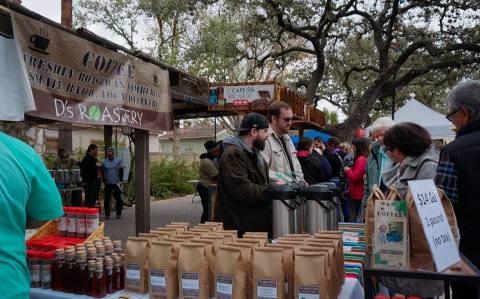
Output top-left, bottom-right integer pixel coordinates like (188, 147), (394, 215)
(11, 11), (173, 131)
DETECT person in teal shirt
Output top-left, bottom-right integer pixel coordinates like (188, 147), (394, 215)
(0, 132), (63, 298)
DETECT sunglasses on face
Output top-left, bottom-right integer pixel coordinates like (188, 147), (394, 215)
(446, 108), (461, 122)
(280, 117), (293, 122)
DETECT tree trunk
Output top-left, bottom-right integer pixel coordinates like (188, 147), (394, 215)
(304, 63), (325, 104)
(172, 119), (181, 158)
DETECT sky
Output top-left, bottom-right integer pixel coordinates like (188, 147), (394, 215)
(20, 0), (346, 120)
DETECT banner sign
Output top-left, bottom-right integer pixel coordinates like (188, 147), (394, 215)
(10, 11), (173, 131)
(209, 84), (275, 107)
(408, 180), (461, 272)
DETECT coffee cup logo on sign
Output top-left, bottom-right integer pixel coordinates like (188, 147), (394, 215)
(29, 25), (50, 55)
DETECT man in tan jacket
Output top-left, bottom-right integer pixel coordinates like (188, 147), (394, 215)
(261, 101), (305, 184)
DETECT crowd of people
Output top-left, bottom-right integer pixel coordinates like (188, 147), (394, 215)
(198, 80), (480, 298)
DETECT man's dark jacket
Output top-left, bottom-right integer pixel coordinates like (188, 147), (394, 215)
(80, 153), (98, 183)
(214, 136), (271, 237)
(440, 119), (480, 267)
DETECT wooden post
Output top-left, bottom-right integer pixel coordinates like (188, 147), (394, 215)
(135, 129), (150, 235)
(58, 0), (73, 153)
(104, 125), (112, 153)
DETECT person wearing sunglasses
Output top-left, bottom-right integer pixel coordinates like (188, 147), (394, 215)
(435, 80), (480, 299)
(261, 101), (306, 184)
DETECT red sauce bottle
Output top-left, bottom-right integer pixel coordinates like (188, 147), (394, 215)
(73, 250), (87, 294)
(52, 249), (65, 291)
(120, 253), (125, 289)
(63, 248), (75, 293)
(93, 261), (107, 298)
(112, 255), (121, 291)
(105, 257), (114, 293)
(84, 260), (96, 296)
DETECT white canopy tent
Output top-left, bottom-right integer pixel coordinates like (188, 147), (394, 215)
(394, 99), (455, 142)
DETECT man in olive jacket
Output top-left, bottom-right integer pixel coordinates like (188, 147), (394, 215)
(215, 113), (271, 238)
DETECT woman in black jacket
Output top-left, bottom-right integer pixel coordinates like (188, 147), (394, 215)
(296, 137), (332, 185)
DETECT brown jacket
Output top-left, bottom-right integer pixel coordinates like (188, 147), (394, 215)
(214, 136), (271, 237)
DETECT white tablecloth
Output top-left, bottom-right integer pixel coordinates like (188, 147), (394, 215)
(31, 278), (364, 299)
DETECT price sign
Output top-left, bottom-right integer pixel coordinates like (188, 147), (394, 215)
(408, 180), (460, 272)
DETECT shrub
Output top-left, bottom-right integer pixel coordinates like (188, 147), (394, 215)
(149, 158), (199, 199)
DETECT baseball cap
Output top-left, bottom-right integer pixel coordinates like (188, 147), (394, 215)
(236, 112), (270, 132)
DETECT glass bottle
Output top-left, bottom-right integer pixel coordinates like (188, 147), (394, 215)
(105, 257), (114, 293)
(52, 249), (65, 291)
(84, 260), (96, 296)
(63, 249), (75, 293)
(112, 256), (121, 291)
(73, 250), (87, 294)
(105, 242), (114, 257)
(41, 251), (55, 289)
(29, 251), (41, 288)
(93, 261), (107, 298)
(119, 253), (125, 289)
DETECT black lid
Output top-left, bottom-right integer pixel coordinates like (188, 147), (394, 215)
(299, 184), (332, 201)
(264, 184), (298, 200)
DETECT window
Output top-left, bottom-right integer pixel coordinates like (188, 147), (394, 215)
(46, 138), (58, 154)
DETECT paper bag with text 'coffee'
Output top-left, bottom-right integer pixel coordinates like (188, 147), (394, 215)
(294, 252), (329, 299)
(253, 247), (285, 299)
(225, 242), (255, 299)
(191, 238), (217, 298)
(266, 244), (295, 299)
(150, 230), (174, 240)
(299, 246), (338, 298)
(149, 241), (178, 299)
(125, 237), (150, 293)
(215, 246), (248, 299)
(306, 240), (344, 285)
(243, 235), (268, 247)
(178, 243), (209, 299)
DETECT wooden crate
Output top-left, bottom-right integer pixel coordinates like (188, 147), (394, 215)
(28, 220), (105, 243)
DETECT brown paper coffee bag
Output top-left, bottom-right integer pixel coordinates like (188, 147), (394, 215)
(155, 227), (179, 236)
(166, 224), (188, 233)
(138, 233), (160, 243)
(125, 237), (150, 293)
(253, 247), (285, 299)
(243, 235), (268, 247)
(266, 244), (295, 299)
(150, 230), (174, 240)
(191, 239), (217, 298)
(205, 221), (224, 230)
(299, 246), (338, 297)
(149, 241), (179, 299)
(170, 222), (191, 229)
(306, 240), (344, 285)
(215, 246), (248, 299)
(236, 238), (262, 247)
(244, 232), (268, 238)
(178, 243), (209, 299)
(294, 252), (329, 299)
(225, 242), (255, 299)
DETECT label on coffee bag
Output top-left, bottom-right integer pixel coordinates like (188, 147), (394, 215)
(182, 272), (200, 297)
(216, 275), (233, 299)
(257, 279), (277, 299)
(150, 269), (167, 295)
(298, 285), (320, 299)
(126, 263), (141, 287)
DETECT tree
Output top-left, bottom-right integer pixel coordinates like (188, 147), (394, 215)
(322, 108), (339, 125)
(231, 0), (480, 139)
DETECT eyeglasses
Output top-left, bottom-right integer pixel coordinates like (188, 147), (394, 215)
(280, 117), (293, 123)
(446, 108), (461, 122)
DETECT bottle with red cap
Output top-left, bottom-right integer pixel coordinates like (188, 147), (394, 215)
(40, 251), (55, 289)
(28, 250), (42, 288)
(58, 207), (67, 237)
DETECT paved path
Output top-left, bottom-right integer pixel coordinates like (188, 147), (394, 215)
(104, 195), (202, 246)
